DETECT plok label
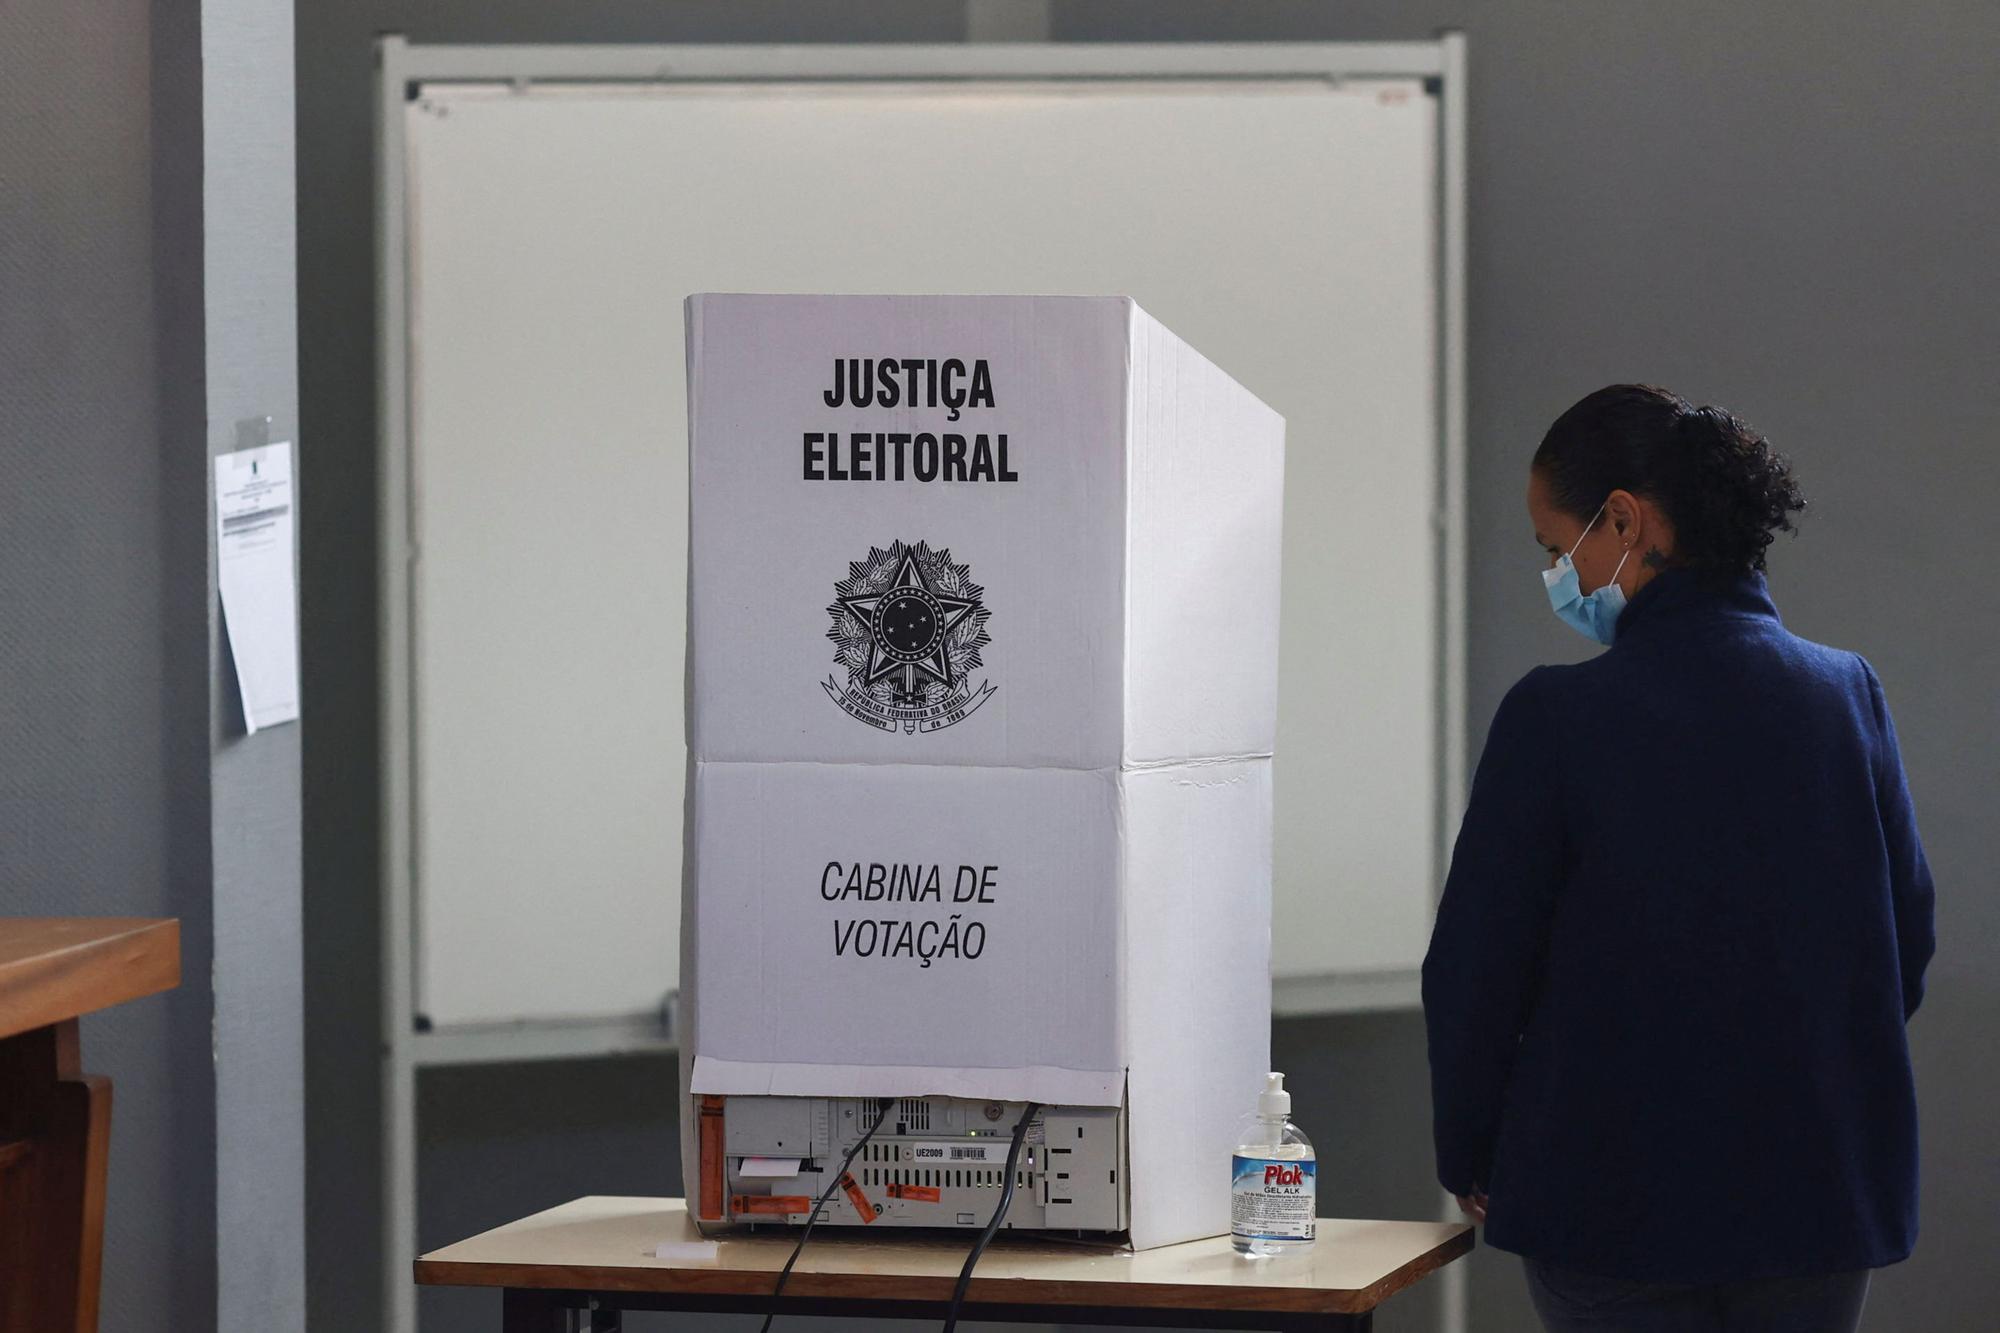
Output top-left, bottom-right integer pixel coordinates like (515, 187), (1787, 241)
(1231, 1156), (1316, 1241)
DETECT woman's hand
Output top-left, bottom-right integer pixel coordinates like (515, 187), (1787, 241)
(1455, 1191), (1489, 1224)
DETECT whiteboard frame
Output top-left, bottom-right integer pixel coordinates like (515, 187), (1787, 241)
(376, 35), (1465, 1332)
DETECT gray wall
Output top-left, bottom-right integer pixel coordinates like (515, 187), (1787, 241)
(0, 1), (217, 1327)
(1061, 6), (1998, 1331)
(3, 0), (306, 1327)
(204, 0), (309, 1324)
(297, 3), (1998, 1331)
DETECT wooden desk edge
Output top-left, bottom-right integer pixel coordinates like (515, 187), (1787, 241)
(1348, 1225), (1475, 1312)
(414, 1226), (1473, 1317)
(0, 918), (181, 1040)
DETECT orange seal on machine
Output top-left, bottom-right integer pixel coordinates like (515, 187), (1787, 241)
(837, 1170), (877, 1222)
(732, 1194), (813, 1217)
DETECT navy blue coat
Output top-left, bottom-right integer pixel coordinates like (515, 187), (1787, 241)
(1422, 567), (1934, 1282)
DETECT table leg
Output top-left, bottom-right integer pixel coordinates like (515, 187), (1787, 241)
(0, 1018), (112, 1333)
(500, 1290), (623, 1332)
(501, 1289), (569, 1331)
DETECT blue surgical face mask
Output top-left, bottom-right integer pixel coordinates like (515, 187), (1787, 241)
(1542, 499), (1633, 646)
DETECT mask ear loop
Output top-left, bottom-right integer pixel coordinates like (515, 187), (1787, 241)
(1569, 497), (1634, 594)
(1565, 498), (1612, 562)
(1605, 542), (1633, 590)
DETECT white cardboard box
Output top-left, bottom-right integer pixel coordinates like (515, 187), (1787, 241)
(678, 294), (1284, 1249)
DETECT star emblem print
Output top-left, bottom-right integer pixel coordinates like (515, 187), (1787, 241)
(824, 539), (996, 735)
(836, 547), (979, 699)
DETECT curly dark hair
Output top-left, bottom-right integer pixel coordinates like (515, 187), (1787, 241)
(1533, 384), (1806, 577)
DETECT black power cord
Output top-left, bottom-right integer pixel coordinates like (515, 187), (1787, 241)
(757, 1096), (894, 1333)
(941, 1101), (1041, 1333)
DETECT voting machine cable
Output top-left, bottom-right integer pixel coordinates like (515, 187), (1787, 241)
(940, 1100), (1042, 1333)
(757, 1095), (895, 1333)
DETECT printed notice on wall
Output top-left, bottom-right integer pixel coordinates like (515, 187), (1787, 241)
(215, 442), (299, 733)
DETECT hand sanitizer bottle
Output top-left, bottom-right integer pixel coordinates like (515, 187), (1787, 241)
(1231, 1072), (1315, 1256)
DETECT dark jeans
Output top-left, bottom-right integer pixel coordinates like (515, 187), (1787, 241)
(1524, 1256), (1871, 1333)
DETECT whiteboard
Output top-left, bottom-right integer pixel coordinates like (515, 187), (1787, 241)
(397, 75), (1448, 1029)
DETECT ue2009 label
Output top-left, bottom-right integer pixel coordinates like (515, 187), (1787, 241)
(911, 1140), (1004, 1164)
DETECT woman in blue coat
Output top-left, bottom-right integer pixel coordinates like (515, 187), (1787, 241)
(1422, 385), (1934, 1332)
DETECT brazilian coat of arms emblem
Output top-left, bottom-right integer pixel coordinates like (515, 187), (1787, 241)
(823, 540), (997, 735)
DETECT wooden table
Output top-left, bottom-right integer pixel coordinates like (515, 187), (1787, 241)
(417, 1196), (1472, 1331)
(0, 918), (181, 1333)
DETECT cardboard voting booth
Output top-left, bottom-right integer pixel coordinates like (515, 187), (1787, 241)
(677, 293), (1284, 1249)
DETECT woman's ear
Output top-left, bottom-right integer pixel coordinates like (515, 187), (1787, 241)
(1603, 488), (1644, 547)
